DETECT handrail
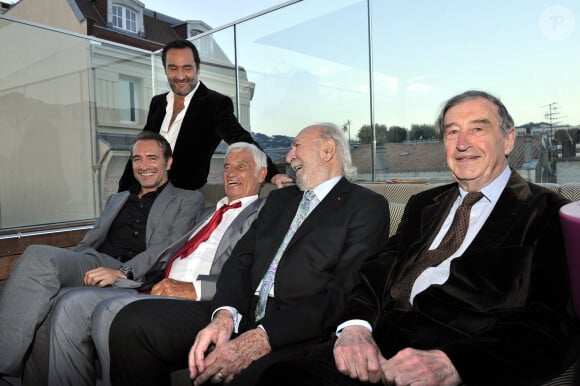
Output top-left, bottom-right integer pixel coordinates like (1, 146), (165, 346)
(0, 224), (94, 241)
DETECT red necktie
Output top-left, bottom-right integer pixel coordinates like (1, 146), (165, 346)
(163, 201), (242, 278)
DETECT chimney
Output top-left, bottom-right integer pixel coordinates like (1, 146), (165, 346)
(524, 135), (532, 163)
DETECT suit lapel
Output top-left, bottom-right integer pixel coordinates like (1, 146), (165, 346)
(276, 189), (304, 239)
(155, 206), (214, 265)
(173, 82), (208, 154)
(179, 206), (215, 246)
(146, 183), (176, 246)
(416, 187), (458, 253)
(210, 198), (263, 275)
(286, 178), (350, 248)
(469, 171), (531, 248)
(87, 191), (130, 247)
(100, 192), (130, 230)
(149, 94), (168, 134)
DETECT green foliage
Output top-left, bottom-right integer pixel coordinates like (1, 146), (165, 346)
(387, 126), (407, 143)
(410, 124), (436, 141)
(357, 123), (388, 144)
(356, 123), (436, 143)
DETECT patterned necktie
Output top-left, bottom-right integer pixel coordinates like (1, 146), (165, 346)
(163, 201), (242, 278)
(390, 191), (484, 311)
(254, 190), (318, 321)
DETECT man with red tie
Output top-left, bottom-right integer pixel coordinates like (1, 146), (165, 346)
(45, 142), (268, 386)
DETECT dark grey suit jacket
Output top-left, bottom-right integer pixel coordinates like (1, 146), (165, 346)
(73, 182), (204, 288)
(197, 198), (264, 300)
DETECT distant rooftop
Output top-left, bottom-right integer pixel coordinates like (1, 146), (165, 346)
(351, 134), (546, 174)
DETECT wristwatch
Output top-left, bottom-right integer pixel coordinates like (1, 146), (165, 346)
(119, 265), (134, 280)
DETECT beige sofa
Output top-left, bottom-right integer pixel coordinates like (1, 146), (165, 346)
(200, 181), (580, 237)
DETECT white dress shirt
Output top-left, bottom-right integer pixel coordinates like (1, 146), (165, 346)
(169, 194), (258, 299)
(158, 80), (200, 150)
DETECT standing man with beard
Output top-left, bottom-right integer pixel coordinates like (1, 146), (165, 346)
(118, 39), (292, 191)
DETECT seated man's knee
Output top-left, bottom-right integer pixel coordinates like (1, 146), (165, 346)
(109, 300), (149, 340)
(16, 244), (62, 270)
(52, 289), (90, 321)
(92, 296), (137, 344)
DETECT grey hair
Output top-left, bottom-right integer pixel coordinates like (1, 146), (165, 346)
(435, 90), (515, 138)
(225, 142), (267, 176)
(315, 122), (357, 181)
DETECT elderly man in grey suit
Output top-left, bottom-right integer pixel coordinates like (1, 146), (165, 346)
(46, 142), (268, 386)
(0, 131), (203, 385)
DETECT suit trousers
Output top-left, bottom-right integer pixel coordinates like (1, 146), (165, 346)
(51, 292), (184, 386)
(0, 244), (120, 380)
(256, 339), (365, 386)
(47, 287), (137, 386)
(109, 298), (211, 386)
(109, 296), (312, 386)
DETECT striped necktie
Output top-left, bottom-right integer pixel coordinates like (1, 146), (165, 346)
(390, 191), (484, 311)
(254, 190), (318, 321)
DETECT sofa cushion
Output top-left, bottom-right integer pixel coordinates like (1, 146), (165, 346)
(389, 202), (406, 237)
(560, 184), (580, 202)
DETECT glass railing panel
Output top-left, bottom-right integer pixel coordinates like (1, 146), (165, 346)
(370, 0), (580, 184)
(88, 41), (156, 204)
(189, 27), (241, 182)
(3, 0), (579, 231)
(227, 0), (372, 178)
(0, 18), (96, 229)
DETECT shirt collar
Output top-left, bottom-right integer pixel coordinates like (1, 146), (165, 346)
(308, 175), (342, 202)
(458, 166), (510, 204)
(217, 194), (259, 209)
(130, 181), (168, 199)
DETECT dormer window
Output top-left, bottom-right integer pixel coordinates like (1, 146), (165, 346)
(112, 4), (137, 33)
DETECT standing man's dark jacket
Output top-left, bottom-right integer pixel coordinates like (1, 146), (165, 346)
(119, 82), (279, 191)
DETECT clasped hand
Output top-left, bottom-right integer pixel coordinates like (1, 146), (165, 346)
(188, 311), (271, 384)
(334, 326), (461, 385)
(150, 278), (197, 300)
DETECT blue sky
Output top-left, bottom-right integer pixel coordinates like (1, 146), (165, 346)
(138, 1), (580, 136)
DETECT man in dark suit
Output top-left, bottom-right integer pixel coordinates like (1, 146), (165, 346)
(258, 90), (580, 386)
(46, 142), (268, 386)
(108, 123), (391, 386)
(118, 39), (292, 192)
(0, 131), (203, 383)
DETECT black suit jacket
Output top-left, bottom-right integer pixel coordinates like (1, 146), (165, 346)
(342, 171), (580, 385)
(118, 82), (279, 191)
(212, 177), (391, 350)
